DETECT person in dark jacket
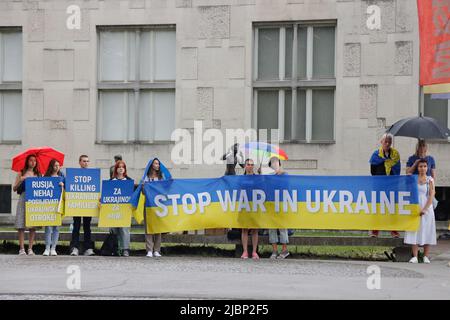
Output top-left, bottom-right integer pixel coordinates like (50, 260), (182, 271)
(221, 143), (244, 175)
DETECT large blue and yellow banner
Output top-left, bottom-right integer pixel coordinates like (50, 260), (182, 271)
(99, 180), (134, 228)
(25, 177), (63, 227)
(64, 168), (101, 217)
(143, 175), (420, 234)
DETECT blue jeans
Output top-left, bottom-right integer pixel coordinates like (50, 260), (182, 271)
(45, 226), (59, 249)
(111, 228), (130, 251)
(269, 229), (289, 244)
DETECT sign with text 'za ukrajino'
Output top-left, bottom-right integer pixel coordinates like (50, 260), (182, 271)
(25, 177), (63, 227)
(98, 179), (134, 227)
(143, 175), (420, 234)
(64, 168), (101, 217)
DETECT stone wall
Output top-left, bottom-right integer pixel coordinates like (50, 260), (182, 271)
(0, 0), (449, 215)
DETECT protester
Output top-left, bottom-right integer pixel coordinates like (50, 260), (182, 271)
(109, 160), (133, 257)
(12, 155), (41, 255)
(221, 143), (245, 175)
(404, 159), (437, 263)
(369, 133), (401, 238)
(70, 155), (95, 256)
(240, 159), (259, 260)
(109, 154), (123, 179)
(142, 158), (171, 258)
(267, 156), (290, 259)
(406, 140), (436, 179)
(43, 159), (65, 256)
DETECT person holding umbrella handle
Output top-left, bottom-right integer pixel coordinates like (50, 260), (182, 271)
(406, 140), (436, 179)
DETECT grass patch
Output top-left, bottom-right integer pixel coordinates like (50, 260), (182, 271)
(0, 239), (390, 261)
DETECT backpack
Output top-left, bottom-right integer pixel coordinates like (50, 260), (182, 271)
(227, 229), (241, 240)
(100, 232), (119, 256)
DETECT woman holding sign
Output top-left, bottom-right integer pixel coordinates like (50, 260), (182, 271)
(42, 159), (65, 256)
(241, 159), (260, 260)
(267, 157), (290, 259)
(110, 160), (133, 257)
(369, 133), (401, 238)
(12, 154), (41, 255)
(404, 159), (437, 263)
(143, 158), (171, 258)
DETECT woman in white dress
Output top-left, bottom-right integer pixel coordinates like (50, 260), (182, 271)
(404, 159), (437, 263)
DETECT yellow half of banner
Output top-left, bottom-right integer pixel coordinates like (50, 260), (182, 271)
(132, 193), (146, 225)
(57, 189), (65, 216)
(98, 203), (132, 228)
(64, 192), (100, 217)
(25, 202), (62, 227)
(145, 202), (421, 234)
(423, 83), (450, 94)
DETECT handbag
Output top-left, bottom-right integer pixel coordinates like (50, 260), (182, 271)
(100, 231), (119, 256)
(16, 181), (25, 195)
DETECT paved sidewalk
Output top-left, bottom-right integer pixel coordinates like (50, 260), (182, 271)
(0, 242), (449, 300)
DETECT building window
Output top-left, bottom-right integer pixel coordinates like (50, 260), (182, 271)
(97, 27), (176, 143)
(253, 23), (336, 143)
(0, 28), (22, 143)
(424, 94), (450, 130)
(0, 185), (11, 213)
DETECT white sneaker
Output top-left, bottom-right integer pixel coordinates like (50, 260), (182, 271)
(146, 251), (153, 258)
(27, 249), (35, 256)
(423, 256), (431, 264)
(154, 251), (162, 257)
(409, 256), (418, 263)
(84, 249), (95, 256)
(18, 249), (26, 256)
(50, 249), (57, 256)
(43, 249), (50, 256)
(70, 248), (79, 256)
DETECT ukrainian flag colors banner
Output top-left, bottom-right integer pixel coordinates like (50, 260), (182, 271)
(64, 168), (101, 217)
(99, 180), (134, 228)
(143, 175), (420, 234)
(25, 177), (63, 227)
(418, 0), (450, 85)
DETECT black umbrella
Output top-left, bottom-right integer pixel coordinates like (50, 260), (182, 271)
(386, 116), (450, 139)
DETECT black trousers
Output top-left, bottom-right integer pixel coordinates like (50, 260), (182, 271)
(70, 217), (93, 250)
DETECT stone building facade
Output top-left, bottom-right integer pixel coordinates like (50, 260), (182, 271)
(0, 0), (449, 215)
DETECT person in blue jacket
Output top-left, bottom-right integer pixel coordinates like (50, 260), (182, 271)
(131, 158), (172, 257)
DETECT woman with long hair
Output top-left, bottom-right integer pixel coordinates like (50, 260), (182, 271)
(43, 159), (65, 256)
(142, 158), (170, 258)
(110, 160), (133, 257)
(404, 159), (437, 263)
(12, 154), (41, 255)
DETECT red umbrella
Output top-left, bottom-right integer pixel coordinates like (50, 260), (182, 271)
(11, 146), (65, 175)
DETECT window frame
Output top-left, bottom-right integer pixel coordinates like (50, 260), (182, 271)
(0, 27), (22, 145)
(252, 21), (336, 144)
(420, 88), (450, 143)
(0, 184), (12, 214)
(96, 25), (176, 145)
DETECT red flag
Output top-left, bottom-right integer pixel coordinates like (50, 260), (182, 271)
(418, 0), (450, 85)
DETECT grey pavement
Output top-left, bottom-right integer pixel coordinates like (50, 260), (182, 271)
(0, 252), (449, 300)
